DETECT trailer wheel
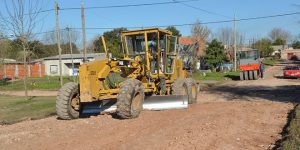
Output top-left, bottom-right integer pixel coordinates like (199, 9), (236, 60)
(244, 71), (249, 80)
(185, 78), (198, 104)
(249, 70), (254, 80)
(253, 70), (258, 80)
(116, 79), (144, 119)
(240, 72), (244, 81)
(56, 82), (80, 120)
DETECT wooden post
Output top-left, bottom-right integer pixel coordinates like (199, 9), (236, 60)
(81, 0), (87, 62)
(234, 15), (237, 72)
(55, 0), (63, 86)
(67, 27), (75, 82)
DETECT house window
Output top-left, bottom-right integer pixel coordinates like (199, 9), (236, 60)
(50, 65), (58, 74)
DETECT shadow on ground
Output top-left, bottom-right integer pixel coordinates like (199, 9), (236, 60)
(207, 84), (300, 103)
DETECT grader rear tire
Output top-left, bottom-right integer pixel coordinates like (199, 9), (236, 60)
(116, 79), (144, 119)
(56, 82), (80, 120)
(185, 78), (198, 104)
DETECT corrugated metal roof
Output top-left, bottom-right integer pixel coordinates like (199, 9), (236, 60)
(43, 53), (106, 60)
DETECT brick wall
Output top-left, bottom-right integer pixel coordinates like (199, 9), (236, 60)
(0, 63), (45, 79)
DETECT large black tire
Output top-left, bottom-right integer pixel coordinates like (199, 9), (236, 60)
(249, 70), (254, 80)
(116, 79), (144, 119)
(244, 71), (249, 80)
(253, 70), (258, 80)
(172, 78), (186, 95)
(240, 72), (244, 81)
(185, 78), (198, 104)
(56, 82), (80, 120)
(171, 78), (193, 103)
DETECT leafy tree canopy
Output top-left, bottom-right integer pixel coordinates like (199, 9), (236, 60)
(166, 26), (182, 37)
(252, 38), (274, 57)
(204, 39), (225, 69)
(89, 28), (127, 58)
(292, 41), (300, 49)
(273, 38), (286, 45)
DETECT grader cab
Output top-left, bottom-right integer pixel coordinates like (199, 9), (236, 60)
(56, 28), (199, 120)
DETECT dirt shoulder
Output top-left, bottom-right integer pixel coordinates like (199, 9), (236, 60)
(0, 65), (297, 150)
(0, 90), (57, 97)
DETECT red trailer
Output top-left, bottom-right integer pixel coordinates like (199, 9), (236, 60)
(239, 49), (260, 80)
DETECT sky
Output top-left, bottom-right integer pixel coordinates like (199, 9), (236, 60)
(1, 0), (300, 47)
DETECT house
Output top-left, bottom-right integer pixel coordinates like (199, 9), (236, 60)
(42, 53), (106, 76)
(281, 49), (300, 60)
(179, 36), (205, 57)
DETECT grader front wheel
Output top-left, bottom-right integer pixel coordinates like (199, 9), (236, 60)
(56, 82), (80, 120)
(172, 78), (197, 104)
(185, 78), (198, 104)
(116, 79), (145, 119)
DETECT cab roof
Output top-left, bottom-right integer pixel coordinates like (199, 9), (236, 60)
(122, 28), (172, 36)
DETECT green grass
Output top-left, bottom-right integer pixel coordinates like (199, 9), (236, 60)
(0, 96), (56, 125)
(281, 104), (300, 150)
(192, 71), (240, 81)
(0, 76), (75, 91)
(263, 58), (277, 66)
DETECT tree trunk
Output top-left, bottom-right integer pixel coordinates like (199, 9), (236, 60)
(23, 46), (28, 100)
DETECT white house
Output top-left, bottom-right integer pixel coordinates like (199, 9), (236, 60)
(42, 53), (106, 76)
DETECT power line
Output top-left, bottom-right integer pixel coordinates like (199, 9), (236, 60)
(68, 12), (300, 30)
(11, 11), (300, 37)
(59, 0), (201, 10)
(173, 0), (231, 19)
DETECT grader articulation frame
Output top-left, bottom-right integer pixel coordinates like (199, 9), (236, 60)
(56, 28), (198, 120)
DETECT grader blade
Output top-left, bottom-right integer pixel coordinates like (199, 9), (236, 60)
(143, 95), (188, 110)
(81, 95), (188, 114)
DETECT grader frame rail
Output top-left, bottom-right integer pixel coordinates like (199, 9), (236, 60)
(56, 28), (199, 120)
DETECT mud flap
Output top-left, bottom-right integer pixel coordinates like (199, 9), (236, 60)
(81, 95), (188, 114)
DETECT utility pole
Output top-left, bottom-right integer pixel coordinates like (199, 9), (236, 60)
(234, 15), (237, 72)
(55, 0), (63, 86)
(66, 27), (75, 82)
(81, 0), (87, 62)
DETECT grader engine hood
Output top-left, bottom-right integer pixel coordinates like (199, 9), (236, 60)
(79, 59), (111, 102)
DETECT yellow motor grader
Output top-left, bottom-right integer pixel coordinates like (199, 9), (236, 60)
(56, 28), (198, 120)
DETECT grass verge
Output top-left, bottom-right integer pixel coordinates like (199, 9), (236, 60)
(0, 76), (75, 91)
(0, 96), (56, 125)
(263, 58), (277, 66)
(280, 104), (300, 150)
(192, 71), (240, 81)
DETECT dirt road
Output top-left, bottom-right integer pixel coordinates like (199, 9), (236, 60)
(0, 64), (298, 150)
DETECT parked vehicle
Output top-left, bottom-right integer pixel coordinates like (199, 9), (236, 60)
(283, 66), (300, 78)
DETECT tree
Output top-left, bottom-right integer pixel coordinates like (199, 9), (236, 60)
(269, 28), (291, 44)
(273, 38), (286, 45)
(43, 28), (81, 46)
(204, 39), (225, 69)
(216, 27), (245, 46)
(0, 0), (44, 99)
(165, 26), (181, 37)
(252, 38), (274, 57)
(190, 20), (211, 70)
(88, 28), (127, 57)
(292, 41), (300, 49)
(191, 20), (211, 42)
